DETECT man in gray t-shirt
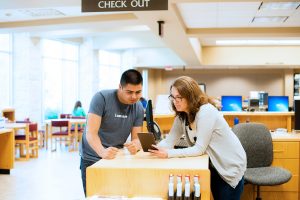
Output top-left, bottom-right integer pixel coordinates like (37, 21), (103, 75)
(79, 69), (144, 196)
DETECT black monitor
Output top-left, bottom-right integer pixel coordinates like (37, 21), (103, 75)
(145, 100), (161, 141)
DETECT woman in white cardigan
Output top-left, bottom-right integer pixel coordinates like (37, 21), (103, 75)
(149, 76), (246, 200)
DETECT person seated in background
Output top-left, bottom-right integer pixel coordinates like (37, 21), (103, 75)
(139, 97), (147, 109)
(73, 101), (86, 117)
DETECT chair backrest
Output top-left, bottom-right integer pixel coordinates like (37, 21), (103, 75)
(51, 120), (69, 127)
(29, 123), (38, 138)
(29, 123), (38, 132)
(232, 123), (273, 168)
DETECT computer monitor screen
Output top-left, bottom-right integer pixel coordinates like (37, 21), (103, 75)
(145, 100), (161, 140)
(221, 96), (242, 111)
(268, 96), (289, 112)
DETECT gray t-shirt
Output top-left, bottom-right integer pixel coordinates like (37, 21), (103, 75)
(80, 89), (144, 162)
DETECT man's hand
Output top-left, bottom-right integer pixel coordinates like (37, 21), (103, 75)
(124, 140), (140, 155)
(99, 147), (119, 159)
(149, 145), (168, 158)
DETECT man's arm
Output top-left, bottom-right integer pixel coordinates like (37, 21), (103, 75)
(86, 113), (118, 159)
(124, 126), (142, 154)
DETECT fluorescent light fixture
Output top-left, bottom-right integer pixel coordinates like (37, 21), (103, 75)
(252, 16), (288, 23)
(259, 2), (300, 10)
(216, 40), (300, 46)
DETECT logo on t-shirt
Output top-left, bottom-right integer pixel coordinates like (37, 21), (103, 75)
(115, 114), (128, 119)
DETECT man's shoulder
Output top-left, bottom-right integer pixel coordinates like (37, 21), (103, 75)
(99, 89), (117, 96)
(94, 89), (117, 100)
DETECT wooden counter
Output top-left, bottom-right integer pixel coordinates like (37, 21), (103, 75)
(223, 112), (294, 132)
(0, 128), (14, 174)
(152, 112), (294, 133)
(87, 150), (210, 199)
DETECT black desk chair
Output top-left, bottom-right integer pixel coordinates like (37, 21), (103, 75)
(232, 123), (292, 200)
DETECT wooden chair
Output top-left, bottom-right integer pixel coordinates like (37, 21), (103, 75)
(50, 120), (75, 152)
(70, 116), (86, 143)
(38, 129), (45, 148)
(15, 123), (39, 160)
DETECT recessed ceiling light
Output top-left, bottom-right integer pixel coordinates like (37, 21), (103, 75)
(252, 16), (288, 23)
(216, 40), (300, 46)
(259, 2), (300, 10)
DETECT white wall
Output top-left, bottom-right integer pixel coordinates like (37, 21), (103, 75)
(13, 33), (43, 123)
(78, 38), (98, 113)
(146, 68), (294, 107)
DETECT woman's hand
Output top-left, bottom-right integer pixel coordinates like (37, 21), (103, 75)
(148, 145), (168, 158)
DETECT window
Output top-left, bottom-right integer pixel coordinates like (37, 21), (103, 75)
(41, 39), (79, 119)
(98, 50), (121, 90)
(0, 34), (12, 109)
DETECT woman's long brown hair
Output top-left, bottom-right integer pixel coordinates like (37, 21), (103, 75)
(170, 76), (216, 124)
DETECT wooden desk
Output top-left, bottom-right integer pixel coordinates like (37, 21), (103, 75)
(154, 114), (175, 134)
(45, 118), (86, 150)
(223, 112), (294, 132)
(152, 112), (294, 133)
(241, 133), (300, 200)
(87, 150), (210, 199)
(0, 128), (14, 174)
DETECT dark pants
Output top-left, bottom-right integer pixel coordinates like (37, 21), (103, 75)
(80, 157), (97, 196)
(210, 165), (244, 200)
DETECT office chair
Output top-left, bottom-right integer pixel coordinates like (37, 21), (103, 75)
(232, 123), (292, 200)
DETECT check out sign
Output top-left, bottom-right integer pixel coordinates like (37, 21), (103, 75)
(82, 0), (168, 12)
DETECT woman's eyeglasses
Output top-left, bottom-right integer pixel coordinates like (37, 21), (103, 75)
(168, 95), (183, 102)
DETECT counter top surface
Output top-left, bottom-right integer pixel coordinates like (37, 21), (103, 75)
(271, 132), (300, 141)
(0, 128), (13, 134)
(91, 149), (209, 170)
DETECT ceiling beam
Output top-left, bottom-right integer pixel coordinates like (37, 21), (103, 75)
(187, 27), (300, 38)
(0, 13), (137, 28)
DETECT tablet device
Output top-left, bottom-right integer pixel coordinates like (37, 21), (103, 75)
(137, 132), (158, 152)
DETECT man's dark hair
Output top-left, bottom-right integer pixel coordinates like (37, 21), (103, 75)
(120, 69), (143, 86)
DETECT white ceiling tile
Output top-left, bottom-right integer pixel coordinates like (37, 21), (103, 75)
(218, 2), (261, 11)
(177, 3), (218, 12)
(177, 2), (300, 29)
(186, 19), (217, 28)
(218, 16), (254, 27)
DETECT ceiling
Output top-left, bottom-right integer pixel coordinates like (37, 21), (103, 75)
(0, 0), (300, 68)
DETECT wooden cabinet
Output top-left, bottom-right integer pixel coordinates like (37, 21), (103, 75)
(87, 151), (210, 199)
(2, 108), (15, 122)
(241, 134), (300, 200)
(0, 129), (15, 174)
